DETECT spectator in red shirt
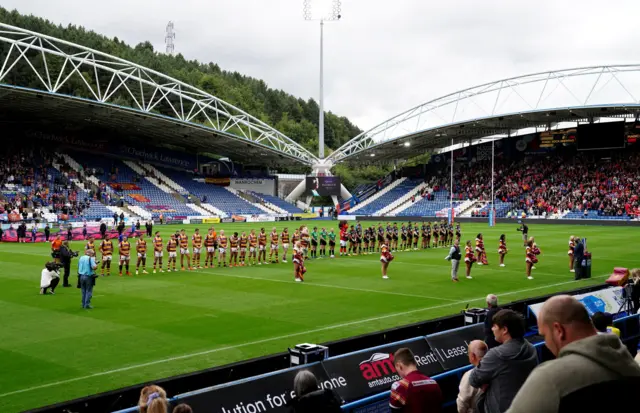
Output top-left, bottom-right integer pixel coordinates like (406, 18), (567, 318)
(390, 347), (443, 412)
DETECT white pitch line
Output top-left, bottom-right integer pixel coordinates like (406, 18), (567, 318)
(191, 269), (460, 302)
(0, 274), (608, 399)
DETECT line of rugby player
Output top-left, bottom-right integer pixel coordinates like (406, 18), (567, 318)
(83, 226), (331, 282)
(339, 220), (462, 256)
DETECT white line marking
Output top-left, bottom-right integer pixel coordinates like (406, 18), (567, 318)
(192, 269), (459, 302)
(0, 274), (607, 399)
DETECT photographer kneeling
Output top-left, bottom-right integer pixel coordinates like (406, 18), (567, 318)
(40, 261), (61, 295)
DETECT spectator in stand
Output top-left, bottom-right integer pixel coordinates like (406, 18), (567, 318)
(457, 340), (488, 413)
(506, 295), (640, 413)
(287, 370), (341, 413)
(389, 347), (443, 412)
(138, 384), (168, 413)
(172, 404), (192, 413)
(484, 294), (501, 349)
(469, 309), (537, 413)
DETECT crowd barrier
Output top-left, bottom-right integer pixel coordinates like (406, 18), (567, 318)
(112, 312), (639, 413)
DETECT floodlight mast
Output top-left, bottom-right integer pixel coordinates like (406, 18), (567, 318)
(304, 0), (341, 160)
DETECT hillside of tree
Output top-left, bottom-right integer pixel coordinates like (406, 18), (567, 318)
(0, 7), (362, 154)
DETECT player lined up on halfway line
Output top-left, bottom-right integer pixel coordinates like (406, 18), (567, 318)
(338, 220), (462, 256)
(85, 226), (329, 274)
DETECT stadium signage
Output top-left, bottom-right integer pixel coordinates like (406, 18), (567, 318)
(321, 338), (441, 401)
(206, 177), (231, 186)
(425, 323), (484, 370)
(246, 215), (276, 223)
(203, 217), (221, 224)
(25, 130), (108, 151)
(176, 363), (342, 413)
(117, 144), (196, 169)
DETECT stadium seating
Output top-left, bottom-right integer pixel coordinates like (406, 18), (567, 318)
(248, 191), (303, 213)
(353, 179), (422, 215)
(68, 152), (202, 219)
(396, 190), (453, 217)
(158, 169), (265, 215)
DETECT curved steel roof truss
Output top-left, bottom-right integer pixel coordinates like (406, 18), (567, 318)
(329, 64), (640, 163)
(0, 23), (319, 165)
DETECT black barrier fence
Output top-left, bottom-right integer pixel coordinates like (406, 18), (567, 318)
(31, 283), (609, 413)
(354, 215), (640, 227)
(114, 324), (487, 413)
(113, 313), (640, 413)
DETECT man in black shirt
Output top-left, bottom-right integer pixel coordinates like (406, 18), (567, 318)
(59, 241), (73, 287)
(517, 222), (529, 246)
(574, 237), (585, 280)
(44, 224), (51, 241)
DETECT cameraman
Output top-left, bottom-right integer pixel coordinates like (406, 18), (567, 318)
(59, 241), (78, 287)
(40, 261), (61, 295)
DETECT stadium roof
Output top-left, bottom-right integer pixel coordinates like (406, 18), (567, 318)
(0, 85), (309, 167)
(328, 65), (640, 164)
(0, 23), (319, 167)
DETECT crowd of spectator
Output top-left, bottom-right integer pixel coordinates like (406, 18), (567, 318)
(0, 146), (124, 220)
(423, 149), (640, 218)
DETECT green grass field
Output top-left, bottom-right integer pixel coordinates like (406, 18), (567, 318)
(0, 220), (634, 412)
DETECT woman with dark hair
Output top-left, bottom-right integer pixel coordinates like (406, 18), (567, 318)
(498, 234), (508, 267)
(287, 370), (342, 413)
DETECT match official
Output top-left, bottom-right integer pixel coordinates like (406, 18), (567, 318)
(445, 240), (466, 281)
(78, 249), (98, 309)
(517, 222), (528, 247)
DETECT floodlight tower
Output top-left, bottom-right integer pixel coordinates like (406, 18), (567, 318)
(286, 1), (351, 208)
(304, 0), (341, 160)
(165, 21), (175, 55)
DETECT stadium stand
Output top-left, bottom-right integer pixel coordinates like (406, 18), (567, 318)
(350, 179), (422, 215)
(247, 191), (303, 213)
(158, 169), (266, 215)
(65, 151), (202, 219)
(338, 150), (640, 220)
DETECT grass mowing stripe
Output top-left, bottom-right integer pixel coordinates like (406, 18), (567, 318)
(0, 274), (607, 400)
(190, 268), (460, 302)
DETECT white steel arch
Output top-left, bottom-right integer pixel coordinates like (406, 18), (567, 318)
(0, 23), (319, 165)
(329, 64), (640, 163)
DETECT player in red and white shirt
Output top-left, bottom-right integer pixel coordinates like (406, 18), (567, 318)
(293, 242), (306, 282)
(380, 242), (394, 279)
(390, 347), (443, 413)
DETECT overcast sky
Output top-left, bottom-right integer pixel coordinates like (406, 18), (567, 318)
(3, 0), (639, 132)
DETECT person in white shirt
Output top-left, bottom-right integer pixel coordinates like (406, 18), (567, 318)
(40, 262), (60, 295)
(457, 340), (488, 413)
